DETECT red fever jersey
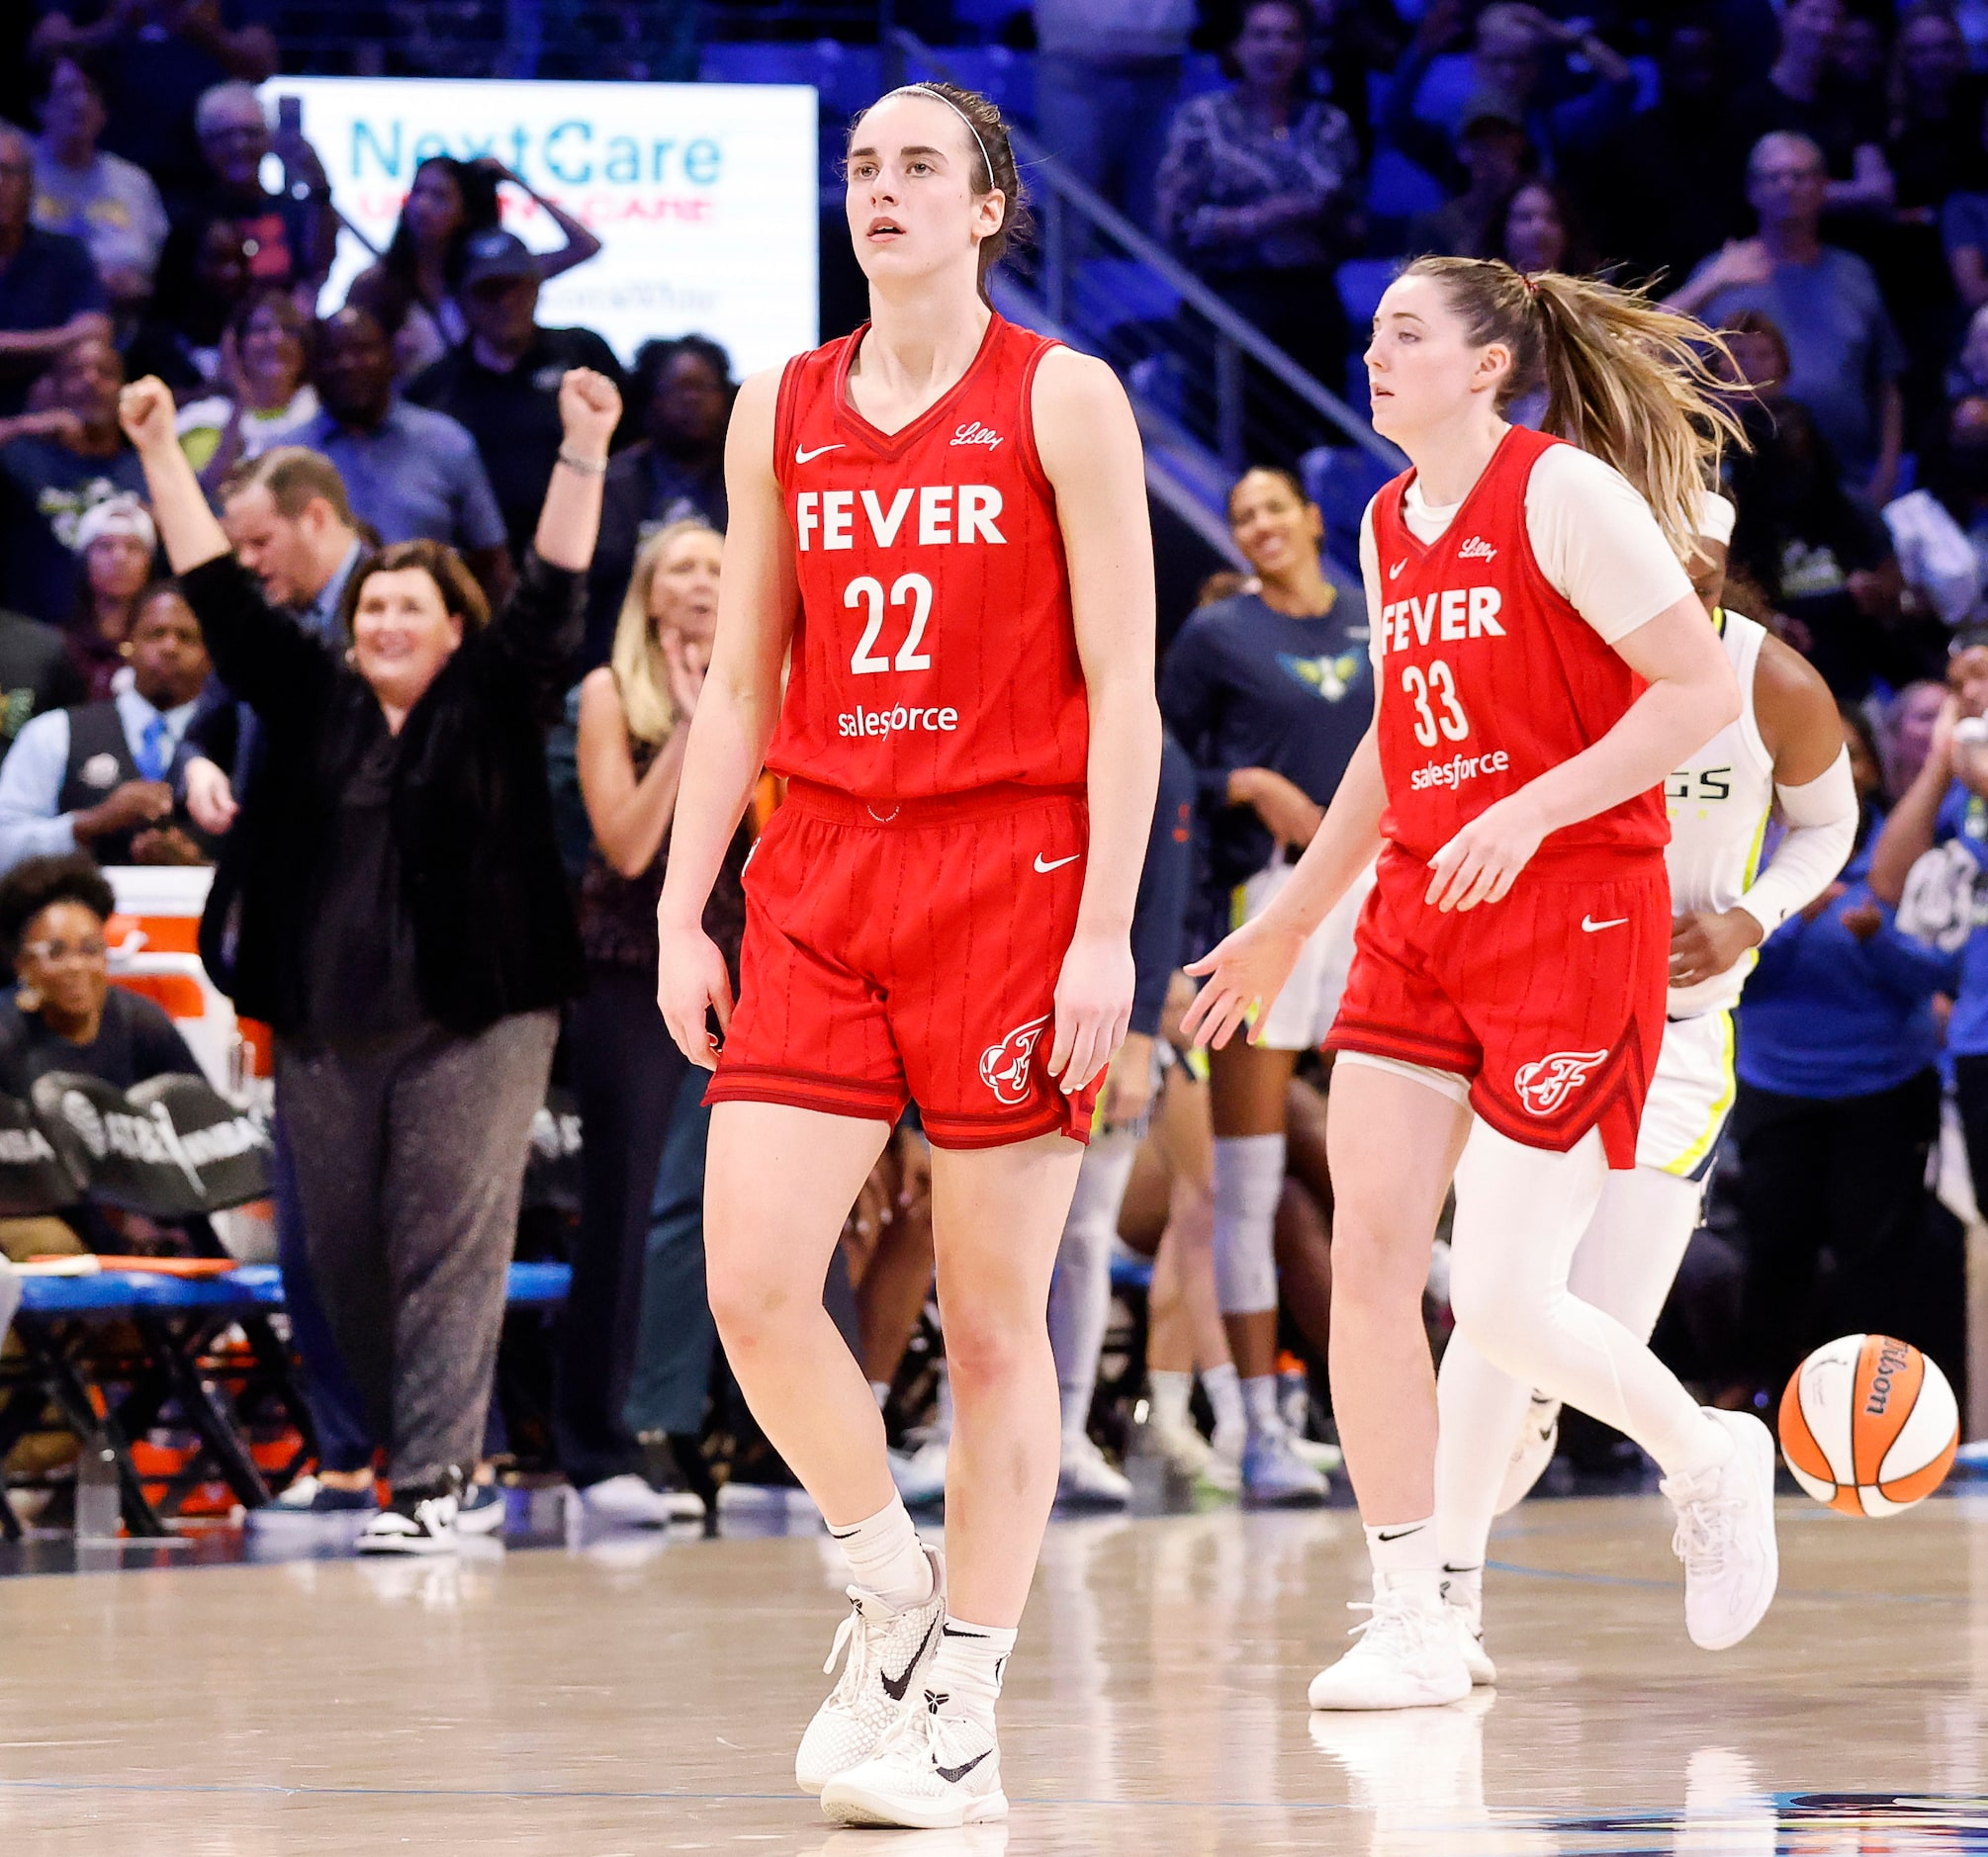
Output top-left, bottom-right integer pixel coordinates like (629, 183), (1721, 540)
(1368, 424), (1668, 863)
(1326, 427), (1672, 1166)
(707, 315), (1107, 1147)
(768, 313), (1089, 800)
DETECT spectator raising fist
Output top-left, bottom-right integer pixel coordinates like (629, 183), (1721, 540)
(559, 368), (622, 462)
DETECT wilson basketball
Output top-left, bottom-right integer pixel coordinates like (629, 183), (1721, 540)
(1778, 1335), (1959, 1517)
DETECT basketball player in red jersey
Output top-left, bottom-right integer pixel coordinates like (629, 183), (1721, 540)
(655, 83), (1159, 1826)
(1186, 256), (1780, 1710)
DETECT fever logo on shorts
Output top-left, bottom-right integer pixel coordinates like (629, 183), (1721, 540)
(980, 1015), (1051, 1106)
(1513, 1048), (1609, 1115)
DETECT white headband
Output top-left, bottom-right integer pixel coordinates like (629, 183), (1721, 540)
(875, 84), (995, 185)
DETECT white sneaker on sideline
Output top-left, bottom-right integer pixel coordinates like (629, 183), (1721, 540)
(795, 1544), (946, 1796)
(1056, 1434), (1131, 1506)
(1662, 1408), (1778, 1651)
(1308, 1578), (1475, 1711)
(355, 1487), (458, 1556)
(889, 1441), (949, 1509)
(1290, 1435), (1345, 1476)
(1144, 1416), (1240, 1493)
(1495, 1393), (1560, 1514)
(819, 1691), (1007, 1828)
(1242, 1426), (1329, 1506)
(575, 1471), (703, 1528)
(1441, 1580), (1497, 1686)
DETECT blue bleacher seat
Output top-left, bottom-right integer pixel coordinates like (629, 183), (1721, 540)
(18, 1261), (571, 1318)
(1365, 147), (1447, 226)
(1336, 258), (1401, 331)
(1074, 259), (1182, 334)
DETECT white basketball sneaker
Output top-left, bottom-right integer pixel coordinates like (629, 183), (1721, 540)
(1440, 1579), (1497, 1686)
(795, 1545), (947, 1795)
(1056, 1433), (1132, 1506)
(1241, 1425), (1330, 1506)
(819, 1689), (1007, 1828)
(1495, 1393), (1561, 1514)
(1661, 1408), (1778, 1651)
(1308, 1576), (1475, 1710)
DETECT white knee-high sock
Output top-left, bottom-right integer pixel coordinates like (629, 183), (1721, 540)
(1213, 1133), (1285, 1316)
(1047, 1129), (1138, 1440)
(1447, 1124), (1729, 1484)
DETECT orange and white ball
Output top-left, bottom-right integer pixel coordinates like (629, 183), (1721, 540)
(1778, 1334), (1959, 1517)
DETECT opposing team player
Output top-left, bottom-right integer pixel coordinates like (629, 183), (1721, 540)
(655, 83), (1159, 1825)
(1435, 489), (1856, 1681)
(1184, 256), (1777, 1710)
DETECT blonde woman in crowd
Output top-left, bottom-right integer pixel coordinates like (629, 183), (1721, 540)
(563, 519), (750, 1525)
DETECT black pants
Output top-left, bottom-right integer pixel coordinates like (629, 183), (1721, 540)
(557, 965), (691, 1489)
(1729, 1067), (1941, 1396)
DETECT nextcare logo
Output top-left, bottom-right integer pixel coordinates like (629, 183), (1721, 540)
(347, 120), (724, 192)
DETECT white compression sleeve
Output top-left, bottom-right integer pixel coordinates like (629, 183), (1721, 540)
(1048, 1128), (1139, 1437)
(1212, 1133), (1285, 1315)
(1436, 1159), (1710, 1569)
(1734, 748), (1858, 938)
(1445, 1123), (1726, 1478)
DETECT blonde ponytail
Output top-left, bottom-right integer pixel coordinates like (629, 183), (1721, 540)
(1401, 256), (1748, 561)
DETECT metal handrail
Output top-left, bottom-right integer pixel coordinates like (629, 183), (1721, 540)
(888, 28), (1403, 472)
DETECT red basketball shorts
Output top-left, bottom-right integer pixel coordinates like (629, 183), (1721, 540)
(1324, 840), (1670, 1169)
(705, 779), (1104, 1149)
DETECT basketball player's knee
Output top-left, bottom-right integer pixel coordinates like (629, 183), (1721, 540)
(1446, 1251), (1549, 1370)
(1326, 1212), (1421, 1311)
(703, 1251), (798, 1357)
(940, 1307), (1037, 1396)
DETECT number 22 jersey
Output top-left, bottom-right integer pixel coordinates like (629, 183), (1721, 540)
(767, 313), (1090, 801)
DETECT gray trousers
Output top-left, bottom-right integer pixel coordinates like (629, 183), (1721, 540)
(275, 1011), (558, 1487)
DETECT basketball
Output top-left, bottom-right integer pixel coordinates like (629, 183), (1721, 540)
(1778, 1335), (1960, 1517)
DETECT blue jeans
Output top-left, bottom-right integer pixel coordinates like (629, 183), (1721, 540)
(625, 1071), (719, 1439)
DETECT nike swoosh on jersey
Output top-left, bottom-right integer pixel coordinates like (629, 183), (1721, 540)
(794, 442), (844, 464)
(1388, 558), (1407, 579)
(1034, 853), (1080, 873)
(1581, 915), (1629, 932)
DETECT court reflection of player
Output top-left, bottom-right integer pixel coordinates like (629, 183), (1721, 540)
(1186, 256), (1779, 1710)
(655, 82), (1160, 1828)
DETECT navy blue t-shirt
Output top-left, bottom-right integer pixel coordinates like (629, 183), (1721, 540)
(1158, 588), (1374, 905)
(1127, 733), (1197, 1037)
(0, 228), (107, 415)
(0, 440), (148, 624)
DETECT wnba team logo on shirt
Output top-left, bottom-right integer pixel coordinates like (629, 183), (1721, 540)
(1513, 1048), (1609, 1115)
(980, 1015), (1051, 1105)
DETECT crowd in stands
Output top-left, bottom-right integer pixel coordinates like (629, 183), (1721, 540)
(0, 0), (1983, 1543)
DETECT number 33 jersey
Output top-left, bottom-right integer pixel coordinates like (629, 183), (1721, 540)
(767, 313), (1090, 800)
(1366, 425), (1669, 865)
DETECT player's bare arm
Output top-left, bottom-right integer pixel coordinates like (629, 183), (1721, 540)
(1032, 344), (1161, 1096)
(1181, 723), (1386, 1051)
(1425, 592), (1741, 913)
(657, 367), (795, 1067)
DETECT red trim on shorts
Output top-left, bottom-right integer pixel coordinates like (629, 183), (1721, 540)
(703, 1065), (907, 1124)
(1323, 1020), (1479, 1074)
(922, 1100), (1093, 1151)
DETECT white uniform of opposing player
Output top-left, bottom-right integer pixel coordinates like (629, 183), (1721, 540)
(1431, 496), (1860, 1669)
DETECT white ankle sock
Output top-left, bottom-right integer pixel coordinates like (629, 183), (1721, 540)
(1364, 1516), (1442, 1584)
(926, 1615), (1016, 1721)
(1148, 1369), (1192, 1431)
(828, 1496), (932, 1609)
(1242, 1371), (1283, 1438)
(1203, 1362), (1244, 1438)
(1441, 1561), (1483, 1607)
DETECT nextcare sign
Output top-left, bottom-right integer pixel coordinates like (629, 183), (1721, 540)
(264, 76), (819, 372)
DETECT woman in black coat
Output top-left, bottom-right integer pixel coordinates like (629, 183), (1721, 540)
(120, 364), (621, 1552)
